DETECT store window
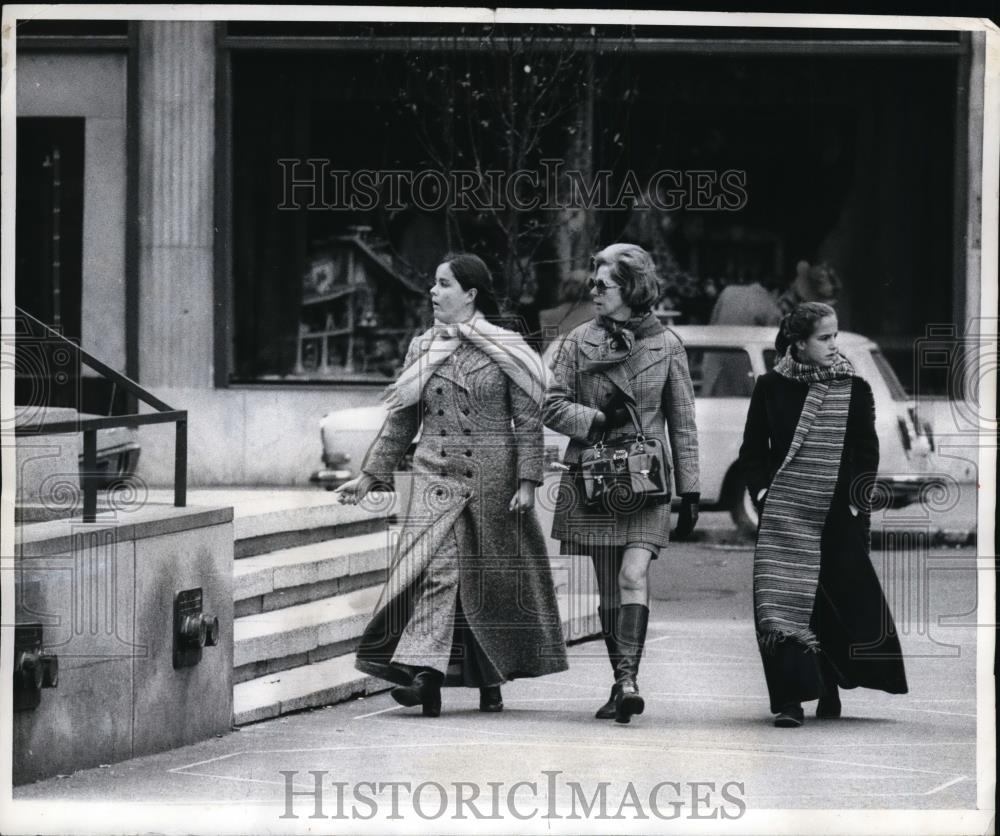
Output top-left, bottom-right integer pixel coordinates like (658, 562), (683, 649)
(226, 28), (960, 390)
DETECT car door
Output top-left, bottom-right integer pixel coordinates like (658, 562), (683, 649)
(685, 345), (757, 504)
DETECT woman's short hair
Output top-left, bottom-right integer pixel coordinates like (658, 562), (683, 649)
(776, 301), (837, 356)
(443, 252), (501, 319)
(592, 243), (663, 313)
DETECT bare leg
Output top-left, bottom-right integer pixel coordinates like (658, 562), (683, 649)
(618, 546), (653, 606)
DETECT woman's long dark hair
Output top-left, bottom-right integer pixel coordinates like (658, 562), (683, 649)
(443, 252), (502, 321)
(775, 302), (837, 357)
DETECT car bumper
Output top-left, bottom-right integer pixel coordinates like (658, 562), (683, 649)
(876, 475), (947, 508)
(310, 467), (355, 489)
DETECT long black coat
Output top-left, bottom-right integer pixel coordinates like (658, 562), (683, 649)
(739, 371), (908, 710)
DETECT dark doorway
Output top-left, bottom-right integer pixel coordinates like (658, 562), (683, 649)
(15, 117), (85, 411)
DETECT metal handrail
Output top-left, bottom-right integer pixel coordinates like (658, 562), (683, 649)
(13, 307), (187, 522)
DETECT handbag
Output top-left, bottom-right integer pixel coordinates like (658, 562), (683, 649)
(579, 401), (671, 507)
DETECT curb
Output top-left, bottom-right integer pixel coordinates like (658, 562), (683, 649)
(687, 527), (977, 550)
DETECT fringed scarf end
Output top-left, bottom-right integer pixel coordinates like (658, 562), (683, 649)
(756, 628), (820, 657)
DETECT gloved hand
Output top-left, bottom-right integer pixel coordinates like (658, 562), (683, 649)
(672, 492), (700, 540)
(601, 389), (635, 431)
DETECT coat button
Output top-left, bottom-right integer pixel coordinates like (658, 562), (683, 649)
(463, 428), (471, 435)
(462, 408), (470, 416)
(438, 409), (444, 416)
(436, 387), (443, 394)
(441, 450), (447, 457)
(440, 429), (447, 436)
(464, 450), (472, 457)
(465, 470), (473, 478)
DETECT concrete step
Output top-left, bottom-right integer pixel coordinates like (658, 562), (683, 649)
(233, 653), (384, 725)
(234, 585), (381, 670)
(233, 592), (600, 725)
(233, 532), (390, 616)
(232, 494), (397, 559)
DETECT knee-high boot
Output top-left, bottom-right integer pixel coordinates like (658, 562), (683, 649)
(595, 606), (622, 719)
(614, 603), (649, 724)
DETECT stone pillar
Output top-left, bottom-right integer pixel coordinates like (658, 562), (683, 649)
(137, 21), (215, 388)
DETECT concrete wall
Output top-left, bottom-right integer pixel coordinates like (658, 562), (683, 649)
(17, 52), (128, 373)
(13, 505), (233, 785)
(134, 385), (384, 486)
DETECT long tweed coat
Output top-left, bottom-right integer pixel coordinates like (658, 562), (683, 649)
(354, 331), (569, 685)
(740, 371), (907, 710)
(543, 319), (700, 553)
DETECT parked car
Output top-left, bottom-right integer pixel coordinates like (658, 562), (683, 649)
(311, 326), (940, 535)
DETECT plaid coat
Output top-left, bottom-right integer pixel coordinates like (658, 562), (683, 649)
(355, 333), (569, 685)
(543, 319), (700, 553)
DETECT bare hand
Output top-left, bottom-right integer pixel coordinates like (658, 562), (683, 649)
(508, 481), (536, 514)
(334, 473), (376, 505)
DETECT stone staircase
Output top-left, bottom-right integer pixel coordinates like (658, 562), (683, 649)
(230, 489), (599, 725)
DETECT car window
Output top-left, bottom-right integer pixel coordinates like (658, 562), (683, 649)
(685, 348), (755, 398)
(870, 348), (908, 401)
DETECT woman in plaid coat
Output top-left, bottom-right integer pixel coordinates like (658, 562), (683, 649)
(544, 243), (700, 724)
(338, 254), (568, 718)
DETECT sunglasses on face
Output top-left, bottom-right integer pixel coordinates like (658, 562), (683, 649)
(588, 278), (621, 295)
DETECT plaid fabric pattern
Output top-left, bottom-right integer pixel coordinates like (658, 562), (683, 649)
(544, 320), (699, 551)
(753, 352), (854, 651)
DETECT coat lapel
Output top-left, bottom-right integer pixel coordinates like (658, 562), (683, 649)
(577, 323), (670, 402)
(430, 343), (492, 391)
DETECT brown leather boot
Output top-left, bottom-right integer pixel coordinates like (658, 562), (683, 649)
(614, 604), (649, 724)
(595, 606), (622, 719)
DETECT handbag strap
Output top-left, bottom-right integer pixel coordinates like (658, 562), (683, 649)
(597, 400), (645, 447)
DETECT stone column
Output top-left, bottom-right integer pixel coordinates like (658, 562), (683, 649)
(137, 21), (215, 388)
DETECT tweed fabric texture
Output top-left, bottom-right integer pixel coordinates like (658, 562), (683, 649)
(544, 318), (699, 552)
(356, 337), (568, 685)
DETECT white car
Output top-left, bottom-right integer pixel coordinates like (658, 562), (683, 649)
(312, 326), (939, 535)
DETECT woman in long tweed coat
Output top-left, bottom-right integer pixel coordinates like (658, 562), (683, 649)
(739, 302), (907, 728)
(544, 243), (700, 724)
(337, 254), (568, 717)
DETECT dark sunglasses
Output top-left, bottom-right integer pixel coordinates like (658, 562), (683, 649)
(588, 278), (621, 295)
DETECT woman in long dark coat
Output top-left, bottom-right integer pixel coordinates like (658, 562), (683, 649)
(544, 243), (701, 724)
(739, 302), (908, 727)
(337, 254), (568, 717)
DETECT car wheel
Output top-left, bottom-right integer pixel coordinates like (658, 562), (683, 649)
(729, 475), (759, 538)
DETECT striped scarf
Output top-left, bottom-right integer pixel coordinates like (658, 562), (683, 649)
(754, 350), (855, 654)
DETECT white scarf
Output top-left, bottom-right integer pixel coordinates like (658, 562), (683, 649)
(382, 316), (546, 411)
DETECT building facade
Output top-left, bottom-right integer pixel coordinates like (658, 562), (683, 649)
(13, 18), (990, 486)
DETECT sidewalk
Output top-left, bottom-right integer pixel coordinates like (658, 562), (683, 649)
(12, 539), (980, 819)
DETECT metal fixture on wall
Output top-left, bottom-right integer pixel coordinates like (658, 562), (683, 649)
(173, 587), (220, 669)
(13, 624), (59, 711)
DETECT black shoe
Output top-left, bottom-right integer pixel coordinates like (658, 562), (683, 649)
(774, 703), (804, 727)
(613, 604), (649, 725)
(595, 684), (621, 720)
(479, 686), (504, 712)
(391, 669), (443, 717)
(595, 606), (622, 719)
(816, 689), (842, 719)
